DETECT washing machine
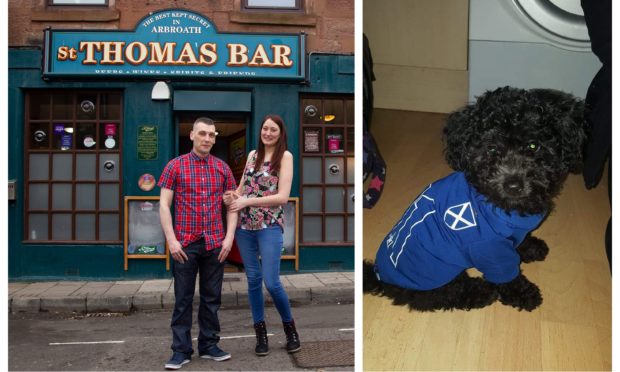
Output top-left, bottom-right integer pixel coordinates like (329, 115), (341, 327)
(469, 0), (601, 101)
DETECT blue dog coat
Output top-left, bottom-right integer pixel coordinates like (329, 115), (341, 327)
(374, 172), (544, 290)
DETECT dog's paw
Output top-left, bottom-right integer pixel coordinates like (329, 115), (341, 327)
(462, 277), (499, 310)
(497, 274), (542, 311)
(517, 236), (549, 263)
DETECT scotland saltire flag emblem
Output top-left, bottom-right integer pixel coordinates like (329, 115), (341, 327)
(443, 202), (476, 231)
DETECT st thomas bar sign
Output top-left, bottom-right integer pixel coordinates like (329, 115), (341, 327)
(42, 9), (305, 80)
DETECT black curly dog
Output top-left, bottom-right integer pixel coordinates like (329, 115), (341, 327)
(364, 87), (586, 312)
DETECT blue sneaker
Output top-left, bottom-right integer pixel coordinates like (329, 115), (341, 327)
(164, 352), (190, 370)
(200, 345), (231, 361)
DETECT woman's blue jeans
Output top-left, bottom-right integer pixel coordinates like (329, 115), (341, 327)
(235, 226), (293, 323)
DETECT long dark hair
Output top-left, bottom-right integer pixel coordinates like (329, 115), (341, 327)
(255, 114), (288, 174)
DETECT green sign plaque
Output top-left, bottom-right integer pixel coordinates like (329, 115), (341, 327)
(137, 125), (158, 160)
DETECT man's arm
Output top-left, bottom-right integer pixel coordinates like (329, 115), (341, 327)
(160, 187), (187, 264)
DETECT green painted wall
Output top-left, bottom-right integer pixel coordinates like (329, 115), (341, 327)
(8, 48), (354, 280)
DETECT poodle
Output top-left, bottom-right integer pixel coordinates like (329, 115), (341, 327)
(363, 86), (586, 312)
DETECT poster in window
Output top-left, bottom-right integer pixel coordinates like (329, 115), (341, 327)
(124, 196), (169, 270)
(304, 129), (320, 152)
(230, 135), (246, 168)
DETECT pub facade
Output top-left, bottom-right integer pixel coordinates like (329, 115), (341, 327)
(8, 1), (354, 279)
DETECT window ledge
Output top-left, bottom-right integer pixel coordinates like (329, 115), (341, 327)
(229, 11), (317, 27)
(31, 7), (120, 22)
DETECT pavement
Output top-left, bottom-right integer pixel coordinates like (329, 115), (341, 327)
(8, 271), (354, 314)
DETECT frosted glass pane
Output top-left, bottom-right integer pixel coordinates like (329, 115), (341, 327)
(29, 154), (49, 180)
(347, 187), (354, 213)
(99, 154), (119, 181)
(325, 187), (344, 213)
(28, 214), (48, 240)
(99, 214), (119, 240)
(347, 157), (354, 184)
(325, 157), (344, 184)
(52, 214), (72, 240)
(52, 154), (73, 180)
(248, 0), (296, 7)
(52, 184), (72, 210)
(325, 216), (344, 242)
(75, 214), (96, 240)
(347, 216), (354, 242)
(302, 157), (322, 184)
(302, 216), (322, 242)
(99, 184), (119, 210)
(302, 187), (322, 213)
(29, 184), (48, 210)
(76, 184), (96, 210)
(76, 154), (96, 180)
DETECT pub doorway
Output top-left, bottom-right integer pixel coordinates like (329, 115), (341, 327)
(176, 112), (249, 272)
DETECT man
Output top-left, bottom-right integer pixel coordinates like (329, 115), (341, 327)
(158, 117), (238, 370)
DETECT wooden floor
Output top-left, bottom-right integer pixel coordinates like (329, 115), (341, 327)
(362, 109), (611, 371)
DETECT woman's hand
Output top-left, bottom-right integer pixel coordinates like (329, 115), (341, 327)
(223, 190), (240, 206)
(229, 196), (249, 212)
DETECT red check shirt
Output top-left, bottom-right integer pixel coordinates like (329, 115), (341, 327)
(158, 151), (237, 251)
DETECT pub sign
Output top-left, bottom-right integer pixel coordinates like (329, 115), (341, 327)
(42, 9), (306, 80)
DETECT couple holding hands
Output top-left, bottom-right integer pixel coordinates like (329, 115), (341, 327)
(159, 115), (300, 370)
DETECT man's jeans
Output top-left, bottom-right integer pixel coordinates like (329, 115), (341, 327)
(235, 226), (293, 323)
(170, 238), (224, 356)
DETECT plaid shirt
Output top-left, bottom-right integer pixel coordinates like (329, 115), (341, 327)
(158, 151), (237, 251)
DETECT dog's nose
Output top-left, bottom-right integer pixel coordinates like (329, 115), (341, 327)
(503, 178), (524, 195)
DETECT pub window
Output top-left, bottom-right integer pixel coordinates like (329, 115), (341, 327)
(300, 95), (354, 244)
(25, 90), (123, 243)
(243, 0), (303, 11)
(48, 0), (108, 5)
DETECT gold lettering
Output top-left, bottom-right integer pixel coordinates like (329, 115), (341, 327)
(227, 43), (248, 66)
(125, 42), (148, 65)
(100, 41), (126, 65)
(57, 46), (69, 61)
(175, 42), (199, 65)
(248, 44), (271, 67)
(148, 42), (176, 65)
(79, 41), (101, 65)
(271, 45), (293, 67)
(199, 43), (217, 66)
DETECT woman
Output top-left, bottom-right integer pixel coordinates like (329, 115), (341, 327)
(225, 114), (300, 356)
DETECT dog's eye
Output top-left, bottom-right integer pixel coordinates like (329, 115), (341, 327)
(526, 142), (540, 152)
(487, 145), (499, 155)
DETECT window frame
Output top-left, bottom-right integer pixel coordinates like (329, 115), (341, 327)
(299, 94), (354, 246)
(242, 0), (304, 13)
(47, 0), (108, 6)
(24, 90), (124, 244)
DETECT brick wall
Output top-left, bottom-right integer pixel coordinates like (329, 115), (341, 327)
(8, 0), (354, 53)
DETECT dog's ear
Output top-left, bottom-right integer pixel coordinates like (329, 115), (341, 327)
(443, 105), (474, 171)
(531, 89), (586, 173)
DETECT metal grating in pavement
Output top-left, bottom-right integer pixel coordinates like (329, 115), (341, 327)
(291, 340), (354, 368)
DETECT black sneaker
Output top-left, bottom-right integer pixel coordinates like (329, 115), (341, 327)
(200, 345), (231, 362)
(164, 352), (190, 370)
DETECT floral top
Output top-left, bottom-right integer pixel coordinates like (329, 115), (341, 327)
(239, 152), (284, 230)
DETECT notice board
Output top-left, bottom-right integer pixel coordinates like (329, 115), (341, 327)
(124, 196), (169, 270)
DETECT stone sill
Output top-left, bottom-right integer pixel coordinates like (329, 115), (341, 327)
(229, 11), (317, 27)
(31, 7), (120, 22)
